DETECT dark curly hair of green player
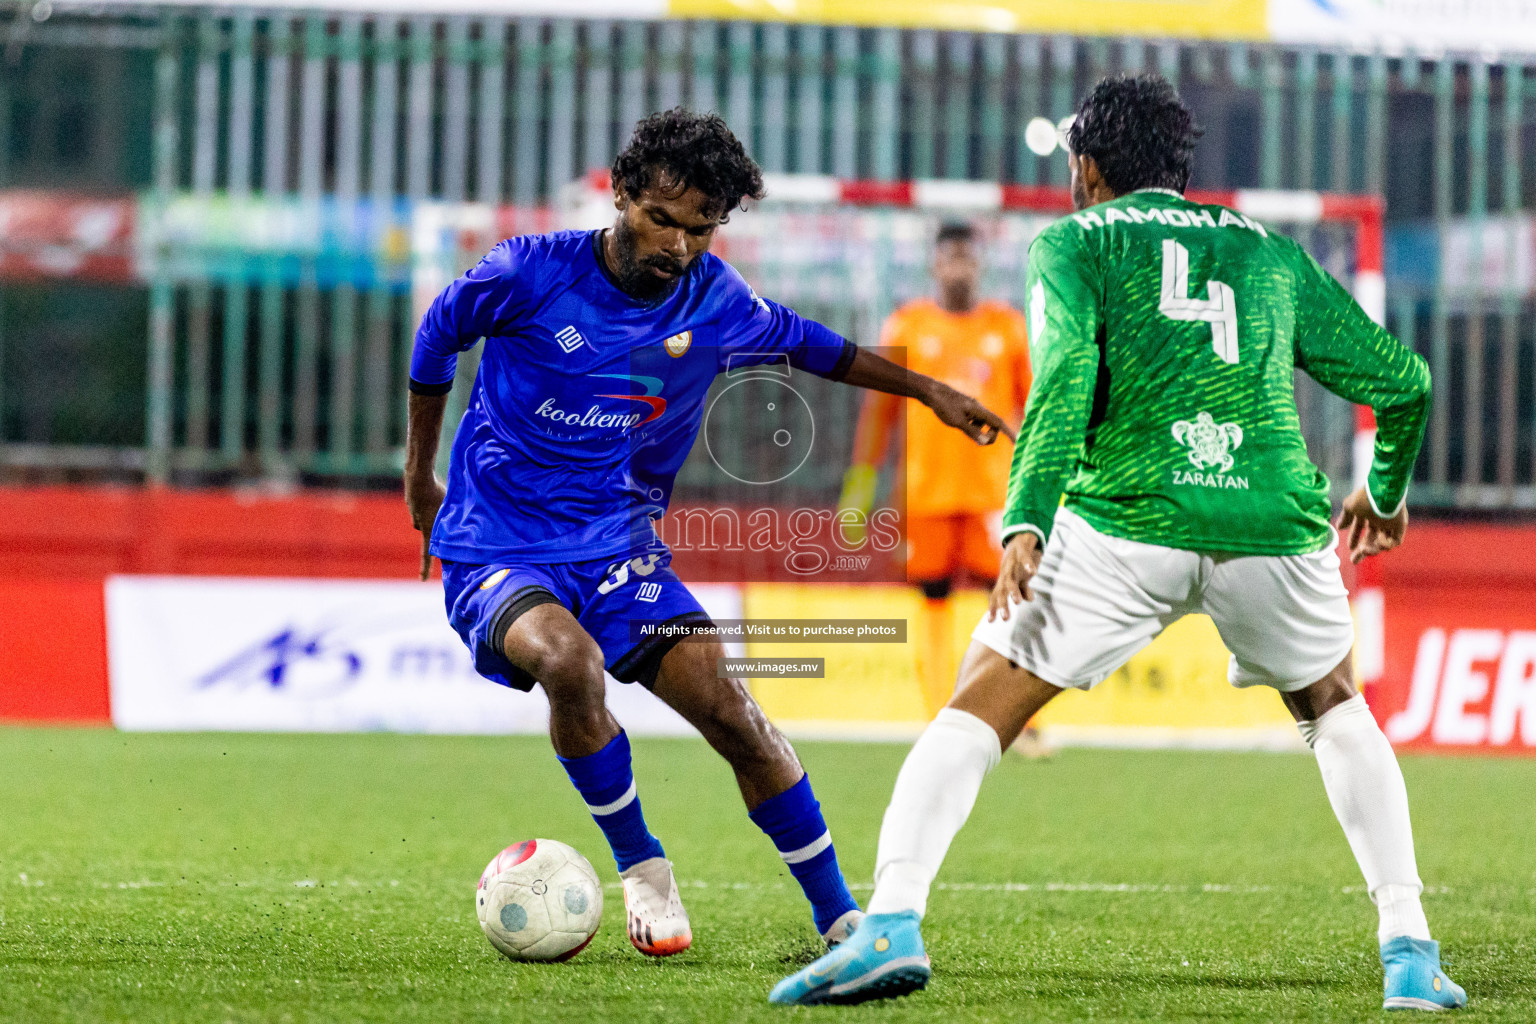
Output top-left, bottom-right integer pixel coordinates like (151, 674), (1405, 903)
(612, 108), (766, 218)
(1065, 74), (1202, 195)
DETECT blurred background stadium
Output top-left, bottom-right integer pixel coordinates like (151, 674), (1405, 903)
(1, 0), (1534, 753)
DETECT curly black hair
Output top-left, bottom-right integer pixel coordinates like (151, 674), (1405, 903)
(1065, 74), (1202, 195)
(612, 108), (766, 217)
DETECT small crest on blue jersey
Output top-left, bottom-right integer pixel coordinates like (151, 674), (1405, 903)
(554, 325), (585, 353)
(663, 330), (692, 357)
(479, 568), (511, 590)
(637, 582), (663, 603)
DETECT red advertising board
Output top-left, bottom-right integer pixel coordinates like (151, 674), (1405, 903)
(0, 485), (419, 725)
(1369, 522), (1536, 754)
(0, 190), (135, 283)
(1377, 603), (1536, 752)
(0, 578), (110, 723)
(2, 485), (1535, 754)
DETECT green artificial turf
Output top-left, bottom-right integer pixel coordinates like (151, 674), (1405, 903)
(1, 728), (1532, 1022)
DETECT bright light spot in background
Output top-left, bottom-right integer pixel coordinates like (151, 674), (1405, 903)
(1024, 117), (1058, 157)
(1057, 115), (1076, 149)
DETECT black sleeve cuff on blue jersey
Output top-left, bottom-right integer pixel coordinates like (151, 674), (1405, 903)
(823, 339), (858, 382)
(408, 377), (454, 396)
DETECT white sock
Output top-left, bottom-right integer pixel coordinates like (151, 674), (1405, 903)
(866, 708), (1002, 918)
(1297, 693), (1431, 944)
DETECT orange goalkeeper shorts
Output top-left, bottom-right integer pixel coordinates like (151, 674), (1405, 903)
(905, 512), (1002, 584)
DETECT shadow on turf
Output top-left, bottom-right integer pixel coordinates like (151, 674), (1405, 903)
(776, 942), (831, 968)
(946, 963), (1354, 994)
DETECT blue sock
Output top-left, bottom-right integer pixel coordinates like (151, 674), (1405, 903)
(748, 774), (860, 935)
(557, 731), (665, 873)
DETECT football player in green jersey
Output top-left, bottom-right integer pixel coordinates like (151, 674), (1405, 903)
(772, 74), (1465, 1011)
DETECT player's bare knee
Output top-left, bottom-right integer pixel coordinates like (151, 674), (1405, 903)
(653, 644), (797, 776)
(1281, 651), (1358, 722)
(524, 633), (606, 708)
(949, 641), (1061, 746)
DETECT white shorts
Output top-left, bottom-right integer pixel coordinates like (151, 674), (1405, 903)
(972, 507), (1354, 693)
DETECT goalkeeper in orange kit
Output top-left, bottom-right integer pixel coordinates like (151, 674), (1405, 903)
(841, 222), (1041, 749)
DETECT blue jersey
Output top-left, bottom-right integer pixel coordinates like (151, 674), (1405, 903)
(411, 229), (856, 565)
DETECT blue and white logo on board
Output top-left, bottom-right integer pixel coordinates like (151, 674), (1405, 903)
(196, 626), (364, 698)
(103, 576), (739, 735)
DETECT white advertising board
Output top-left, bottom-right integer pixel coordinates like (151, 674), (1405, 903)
(1439, 216), (1535, 297)
(1270, 0), (1536, 54)
(105, 575), (742, 735)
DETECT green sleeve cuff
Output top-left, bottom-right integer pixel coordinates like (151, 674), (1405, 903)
(1365, 477), (1407, 519)
(1000, 522), (1048, 549)
(1001, 515), (1052, 549)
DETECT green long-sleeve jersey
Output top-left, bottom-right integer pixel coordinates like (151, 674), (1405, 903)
(1002, 188), (1430, 556)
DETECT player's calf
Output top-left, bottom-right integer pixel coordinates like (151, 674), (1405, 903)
(1288, 666), (1467, 1010)
(499, 601), (679, 957)
(748, 774), (864, 944)
(679, 674), (802, 802)
(555, 727), (681, 957)
(654, 642), (862, 944)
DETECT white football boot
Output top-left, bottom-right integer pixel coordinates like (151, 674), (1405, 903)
(619, 856), (692, 956)
(821, 909), (865, 949)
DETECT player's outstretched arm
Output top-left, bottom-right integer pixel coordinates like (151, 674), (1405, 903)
(404, 393), (448, 581)
(715, 266), (1007, 442)
(996, 226), (1102, 562)
(1290, 244), (1431, 544)
(837, 346), (1013, 446)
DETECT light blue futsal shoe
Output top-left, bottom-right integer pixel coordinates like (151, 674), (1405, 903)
(769, 911), (930, 1006)
(1382, 936), (1467, 1011)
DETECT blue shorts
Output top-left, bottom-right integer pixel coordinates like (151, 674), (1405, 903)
(440, 551), (714, 692)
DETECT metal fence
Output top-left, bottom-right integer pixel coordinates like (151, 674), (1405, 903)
(0, 6), (1532, 506)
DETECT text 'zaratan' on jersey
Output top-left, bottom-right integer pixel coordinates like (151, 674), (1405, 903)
(1070, 204), (1268, 236)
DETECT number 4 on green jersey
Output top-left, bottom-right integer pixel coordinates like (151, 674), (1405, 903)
(1159, 238), (1238, 365)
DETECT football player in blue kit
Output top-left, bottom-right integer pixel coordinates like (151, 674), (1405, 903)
(404, 109), (1010, 957)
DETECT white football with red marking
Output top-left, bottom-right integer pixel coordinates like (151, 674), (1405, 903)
(476, 838), (603, 962)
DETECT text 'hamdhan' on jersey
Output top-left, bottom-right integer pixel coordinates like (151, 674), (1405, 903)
(1070, 204), (1268, 236)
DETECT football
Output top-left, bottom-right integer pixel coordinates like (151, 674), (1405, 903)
(476, 839), (604, 962)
